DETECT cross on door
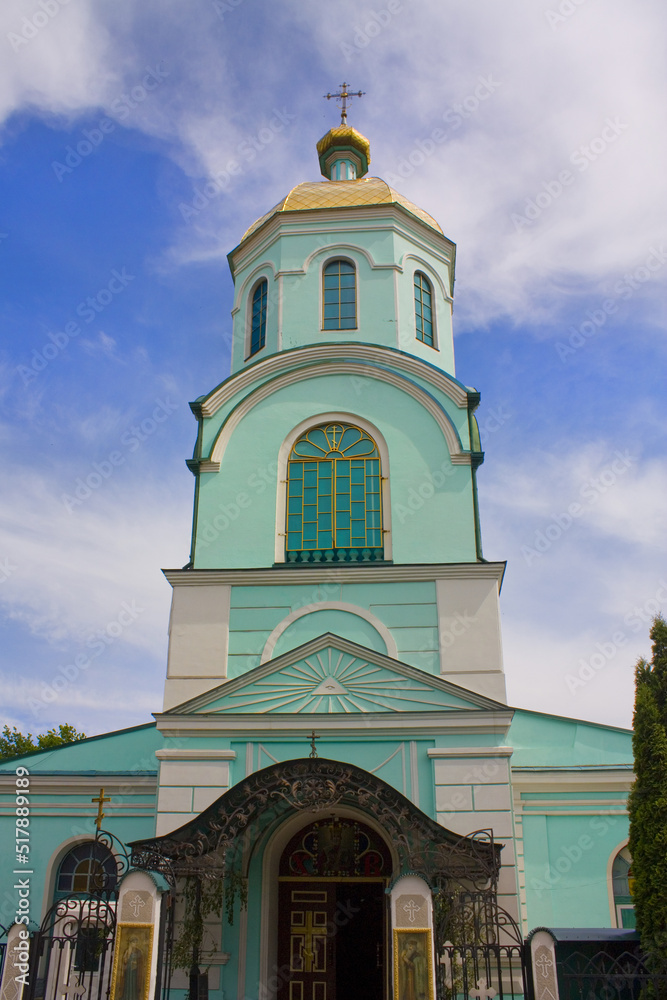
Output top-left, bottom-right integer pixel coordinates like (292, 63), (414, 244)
(292, 911), (326, 973)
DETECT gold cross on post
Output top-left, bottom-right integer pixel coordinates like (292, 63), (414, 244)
(324, 82), (365, 125)
(308, 730), (320, 759)
(91, 787), (111, 831)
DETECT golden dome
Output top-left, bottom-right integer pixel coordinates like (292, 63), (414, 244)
(241, 177), (443, 241)
(316, 125), (371, 170)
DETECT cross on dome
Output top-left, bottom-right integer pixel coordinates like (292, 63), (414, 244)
(324, 82), (365, 125)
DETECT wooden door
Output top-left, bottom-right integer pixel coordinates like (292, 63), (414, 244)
(278, 883), (336, 1000)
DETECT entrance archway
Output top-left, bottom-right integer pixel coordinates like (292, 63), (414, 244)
(277, 817), (391, 1000)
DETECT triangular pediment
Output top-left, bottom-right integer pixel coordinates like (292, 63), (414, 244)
(168, 633), (507, 715)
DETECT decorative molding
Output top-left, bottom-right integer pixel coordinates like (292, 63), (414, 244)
(260, 600), (397, 660)
(199, 342), (470, 417)
(427, 747), (514, 758)
(228, 203), (455, 277)
(164, 633), (510, 716)
(207, 361), (466, 468)
(154, 749), (236, 760)
(164, 562), (506, 587)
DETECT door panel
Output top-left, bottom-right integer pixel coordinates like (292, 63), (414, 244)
(278, 881), (385, 1000)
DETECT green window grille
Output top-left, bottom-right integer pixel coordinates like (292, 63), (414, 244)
(323, 260), (356, 330)
(250, 279), (267, 355)
(286, 423), (383, 562)
(414, 271), (434, 346)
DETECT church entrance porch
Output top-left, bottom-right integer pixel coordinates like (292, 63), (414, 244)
(276, 817), (390, 1000)
(130, 757), (522, 1000)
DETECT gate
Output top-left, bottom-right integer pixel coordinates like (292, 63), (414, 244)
(435, 891), (529, 1000)
(559, 948), (667, 1000)
(27, 896), (116, 1000)
(0, 923), (8, 981)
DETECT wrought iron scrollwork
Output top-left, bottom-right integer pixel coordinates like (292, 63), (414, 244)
(130, 757), (500, 888)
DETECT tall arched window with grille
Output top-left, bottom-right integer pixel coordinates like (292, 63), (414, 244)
(286, 423), (383, 563)
(414, 271), (434, 346)
(323, 260), (356, 330)
(249, 279), (267, 356)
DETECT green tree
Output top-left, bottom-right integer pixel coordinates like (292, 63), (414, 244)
(0, 723), (86, 761)
(628, 615), (667, 970)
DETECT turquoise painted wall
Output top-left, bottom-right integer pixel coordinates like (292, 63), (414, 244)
(229, 211), (455, 377)
(226, 580), (439, 677)
(0, 725), (163, 928)
(192, 372), (478, 567)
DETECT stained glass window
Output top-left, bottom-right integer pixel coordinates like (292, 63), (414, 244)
(286, 423), (382, 557)
(323, 260), (356, 330)
(414, 272), (434, 346)
(250, 279), (267, 355)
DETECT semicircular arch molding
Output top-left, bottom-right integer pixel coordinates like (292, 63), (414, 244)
(207, 363), (466, 473)
(233, 260), (277, 314)
(401, 253), (452, 303)
(260, 602), (398, 662)
(302, 242), (380, 274)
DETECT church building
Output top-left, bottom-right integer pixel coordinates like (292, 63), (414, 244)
(0, 95), (635, 1000)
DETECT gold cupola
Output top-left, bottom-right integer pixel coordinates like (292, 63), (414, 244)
(316, 124), (371, 180)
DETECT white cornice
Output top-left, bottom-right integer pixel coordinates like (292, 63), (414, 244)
(153, 712), (514, 738)
(427, 747), (514, 758)
(229, 204), (455, 277)
(163, 562), (506, 587)
(199, 343), (471, 418)
(154, 749), (236, 760)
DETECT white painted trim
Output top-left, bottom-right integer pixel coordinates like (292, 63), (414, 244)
(304, 242), (378, 273)
(427, 747), (514, 758)
(208, 362), (465, 467)
(199, 342), (470, 417)
(163, 562), (507, 586)
(401, 253), (452, 304)
(234, 260), (277, 317)
(154, 749), (236, 760)
(260, 601), (398, 661)
(155, 714), (515, 737)
(229, 204), (455, 277)
(273, 411), (393, 563)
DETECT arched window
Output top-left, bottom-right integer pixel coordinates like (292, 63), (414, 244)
(323, 260), (356, 330)
(286, 423), (383, 563)
(56, 841), (118, 898)
(414, 272), (434, 346)
(249, 279), (267, 356)
(612, 846), (635, 928)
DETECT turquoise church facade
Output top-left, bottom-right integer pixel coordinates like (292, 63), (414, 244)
(0, 121), (634, 1000)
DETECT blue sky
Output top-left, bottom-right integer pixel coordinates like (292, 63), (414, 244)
(1, 0), (665, 737)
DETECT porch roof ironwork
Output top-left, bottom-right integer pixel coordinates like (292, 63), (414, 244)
(129, 757), (500, 887)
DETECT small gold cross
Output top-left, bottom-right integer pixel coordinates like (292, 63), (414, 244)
(309, 730), (321, 758)
(91, 787), (111, 830)
(324, 82), (365, 125)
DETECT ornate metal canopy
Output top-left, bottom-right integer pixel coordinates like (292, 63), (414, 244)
(130, 757), (500, 888)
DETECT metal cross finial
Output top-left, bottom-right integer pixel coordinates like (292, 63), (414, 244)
(308, 730), (321, 758)
(324, 82), (364, 125)
(91, 787), (111, 831)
